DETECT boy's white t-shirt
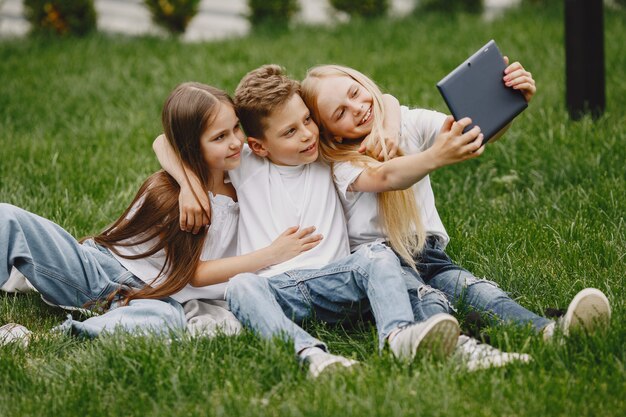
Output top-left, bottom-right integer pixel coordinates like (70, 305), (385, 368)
(111, 192), (239, 302)
(228, 145), (350, 277)
(333, 106), (449, 252)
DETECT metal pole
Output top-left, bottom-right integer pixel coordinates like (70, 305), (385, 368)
(565, 0), (605, 120)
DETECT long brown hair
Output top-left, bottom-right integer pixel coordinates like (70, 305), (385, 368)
(91, 82), (233, 306)
(301, 65), (426, 270)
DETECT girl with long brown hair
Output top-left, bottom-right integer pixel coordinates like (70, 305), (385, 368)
(0, 82), (321, 341)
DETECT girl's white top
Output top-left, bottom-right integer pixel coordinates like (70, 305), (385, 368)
(111, 192), (239, 302)
(332, 106), (449, 252)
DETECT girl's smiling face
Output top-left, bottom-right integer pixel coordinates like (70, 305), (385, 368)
(199, 103), (244, 174)
(314, 75), (374, 140)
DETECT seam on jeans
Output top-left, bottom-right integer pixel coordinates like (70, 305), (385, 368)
(286, 265), (357, 282)
(29, 260), (94, 301)
(465, 276), (501, 289)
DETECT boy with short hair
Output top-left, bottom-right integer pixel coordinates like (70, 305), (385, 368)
(154, 65), (460, 377)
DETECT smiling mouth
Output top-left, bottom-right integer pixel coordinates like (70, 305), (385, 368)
(301, 142), (317, 153)
(227, 151), (241, 158)
(358, 106), (372, 126)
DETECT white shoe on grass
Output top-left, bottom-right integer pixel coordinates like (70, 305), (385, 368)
(304, 351), (358, 378)
(388, 314), (460, 361)
(455, 335), (532, 371)
(543, 288), (611, 341)
(0, 323), (32, 348)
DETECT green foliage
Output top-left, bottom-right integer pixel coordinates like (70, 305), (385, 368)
(247, 0), (299, 27)
(23, 0), (96, 37)
(144, 0), (201, 34)
(329, 0), (390, 18)
(417, 0), (483, 14)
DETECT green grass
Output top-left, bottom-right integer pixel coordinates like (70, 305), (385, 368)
(1, 2), (625, 416)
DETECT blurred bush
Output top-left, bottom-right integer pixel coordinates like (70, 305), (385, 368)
(247, 0), (300, 27)
(417, 0), (484, 14)
(24, 0), (97, 36)
(144, 0), (201, 34)
(329, 0), (390, 18)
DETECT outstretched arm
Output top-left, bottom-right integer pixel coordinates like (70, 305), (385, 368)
(153, 134), (210, 233)
(350, 116), (484, 193)
(191, 226), (323, 286)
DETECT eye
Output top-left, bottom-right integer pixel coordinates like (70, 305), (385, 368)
(304, 114), (311, 124)
(213, 134), (225, 142)
(285, 128), (296, 137)
(336, 108), (345, 121)
(351, 87), (358, 97)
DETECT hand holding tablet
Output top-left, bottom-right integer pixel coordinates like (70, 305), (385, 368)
(437, 40), (531, 145)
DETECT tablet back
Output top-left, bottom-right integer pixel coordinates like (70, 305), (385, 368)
(437, 40), (528, 144)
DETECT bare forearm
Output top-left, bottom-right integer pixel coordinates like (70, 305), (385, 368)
(192, 247), (275, 287)
(153, 134), (194, 186)
(354, 150), (440, 193)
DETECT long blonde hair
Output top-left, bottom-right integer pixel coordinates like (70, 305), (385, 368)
(301, 65), (426, 269)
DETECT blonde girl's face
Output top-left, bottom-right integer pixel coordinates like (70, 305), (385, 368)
(199, 103), (244, 174)
(314, 75), (374, 140)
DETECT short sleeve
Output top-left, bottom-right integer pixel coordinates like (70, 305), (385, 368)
(400, 106), (448, 151)
(333, 161), (365, 199)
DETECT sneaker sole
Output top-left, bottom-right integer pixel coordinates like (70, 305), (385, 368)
(415, 314), (460, 359)
(564, 288), (611, 334)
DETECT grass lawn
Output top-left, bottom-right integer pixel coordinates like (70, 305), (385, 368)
(1, 2), (625, 416)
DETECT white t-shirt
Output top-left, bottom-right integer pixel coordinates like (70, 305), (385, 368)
(112, 192), (239, 302)
(228, 145), (350, 277)
(333, 106), (449, 252)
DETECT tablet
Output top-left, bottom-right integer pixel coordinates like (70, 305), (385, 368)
(436, 39), (528, 144)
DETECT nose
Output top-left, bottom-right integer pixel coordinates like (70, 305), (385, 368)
(350, 101), (363, 116)
(230, 132), (243, 148)
(302, 124), (315, 141)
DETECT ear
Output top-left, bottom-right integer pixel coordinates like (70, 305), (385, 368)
(247, 136), (268, 157)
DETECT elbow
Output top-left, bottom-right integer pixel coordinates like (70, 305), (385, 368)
(189, 274), (203, 288)
(152, 134), (165, 153)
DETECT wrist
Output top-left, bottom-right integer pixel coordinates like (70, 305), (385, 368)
(422, 147), (446, 171)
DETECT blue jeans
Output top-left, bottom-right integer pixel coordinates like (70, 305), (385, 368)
(227, 242), (416, 354)
(0, 203), (186, 337)
(403, 236), (552, 332)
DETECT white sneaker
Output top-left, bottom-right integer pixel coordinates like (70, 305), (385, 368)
(543, 288), (611, 341)
(388, 314), (460, 361)
(304, 351), (359, 378)
(0, 323), (32, 348)
(455, 335), (532, 371)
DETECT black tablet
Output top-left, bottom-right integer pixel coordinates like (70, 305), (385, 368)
(437, 39), (528, 144)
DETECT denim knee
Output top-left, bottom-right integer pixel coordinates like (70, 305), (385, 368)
(226, 273), (270, 311)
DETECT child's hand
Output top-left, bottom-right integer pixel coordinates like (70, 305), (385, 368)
(358, 133), (399, 161)
(179, 180), (211, 234)
(503, 56), (536, 103)
(268, 226), (323, 265)
(429, 116), (485, 167)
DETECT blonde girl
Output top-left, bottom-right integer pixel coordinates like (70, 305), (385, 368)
(300, 63), (610, 344)
(0, 82), (320, 342)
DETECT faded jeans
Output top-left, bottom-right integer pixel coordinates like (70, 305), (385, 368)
(227, 242), (417, 354)
(0, 203), (186, 337)
(402, 236), (552, 332)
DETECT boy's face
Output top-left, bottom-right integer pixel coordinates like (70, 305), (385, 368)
(248, 94), (320, 166)
(315, 75), (374, 140)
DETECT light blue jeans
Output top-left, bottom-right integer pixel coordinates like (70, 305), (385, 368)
(227, 242), (417, 354)
(403, 236), (552, 332)
(0, 203), (186, 337)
